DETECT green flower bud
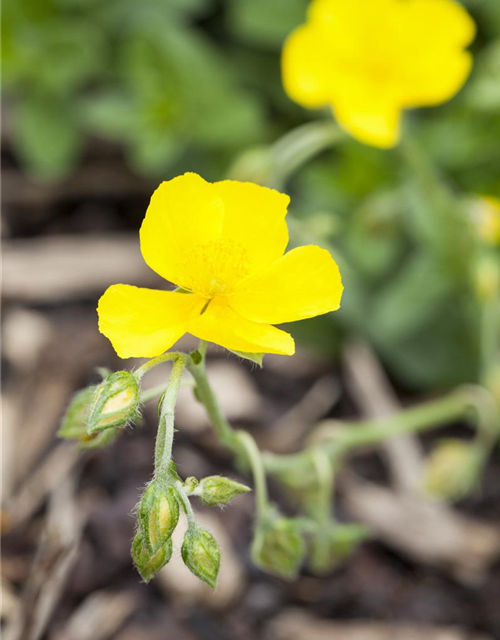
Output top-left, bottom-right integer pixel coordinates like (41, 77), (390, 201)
(194, 475), (250, 506)
(58, 386), (97, 440)
(183, 476), (200, 494)
(138, 482), (179, 553)
(309, 524), (369, 575)
(132, 531), (172, 583)
(251, 517), (306, 579)
(423, 439), (482, 502)
(87, 371), (139, 434)
(181, 525), (221, 588)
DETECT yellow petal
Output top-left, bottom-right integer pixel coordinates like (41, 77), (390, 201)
(404, 0), (476, 49)
(214, 180), (290, 277)
(230, 245), (343, 324)
(397, 0), (475, 107)
(98, 285), (205, 358)
(282, 24), (333, 109)
(139, 173), (224, 289)
(333, 96), (401, 148)
(188, 299), (295, 356)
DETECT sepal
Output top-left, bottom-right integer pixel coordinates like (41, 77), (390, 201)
(58, 386), (97, 440)
(131, 531), (172, 583)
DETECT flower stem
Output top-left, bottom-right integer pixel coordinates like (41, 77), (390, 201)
(262, 387), (483, 476)
(154, 355), (188, 479)
(228, 120), (343, 188)
(236, 431), (269, 519)
(135, 351), (183, 380)
(272, 120), (343, 187)
(186, 354), (237, 449)
(175, 480), (196, 527)
(310, 449), (334, 525)
(184, 346), (497, 519)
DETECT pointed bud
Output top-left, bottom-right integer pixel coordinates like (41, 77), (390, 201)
(58, 386), (97, 440)
(193, 476), (250, 506)
(309, 524), (368, 575)
(423, 439), (482, 502)
(138, 482), (179, 553)
(131, 531), (172, 583)
(87, 371), (139, 434)
(181, 525), (221, 588)
(183, 476), (199, 494)
(251, 517), (306, 579)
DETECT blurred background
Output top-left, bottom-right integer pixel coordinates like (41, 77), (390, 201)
(2, 0), (500, 639)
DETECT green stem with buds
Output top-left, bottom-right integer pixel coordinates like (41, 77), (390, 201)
(137, 345), (498, 541)
(262, 386), (488, 477)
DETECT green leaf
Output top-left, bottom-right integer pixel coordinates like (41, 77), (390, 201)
(227, 0), (308, 49)
(13, 95), (83, 180)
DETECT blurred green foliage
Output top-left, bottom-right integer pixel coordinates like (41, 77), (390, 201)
(2, 0), (500, 391)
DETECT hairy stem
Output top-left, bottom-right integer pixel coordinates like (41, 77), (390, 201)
(262, 387), (485, 477)
(135, 351), (183, 380)
(154, 355), (188, 479)
(175, 480), (196, 526)
(236, 431), (270, 519)
(186, 355), (237, 448)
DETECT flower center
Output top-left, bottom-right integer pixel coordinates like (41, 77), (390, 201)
(179, 238), (252, 299)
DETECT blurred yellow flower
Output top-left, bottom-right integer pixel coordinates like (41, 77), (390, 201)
(472, 196), (500, 245)
(282, 0), (475, 148)
(98, 173), (343, 358)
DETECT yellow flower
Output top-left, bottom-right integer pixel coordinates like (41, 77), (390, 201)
(98, 173), (343, 358)
(282, 0), (475, 148)
(472, 196), (500, 246)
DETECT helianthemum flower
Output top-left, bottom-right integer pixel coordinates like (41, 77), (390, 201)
(98, 173), (343, 357)
(282, 0), (476, 148)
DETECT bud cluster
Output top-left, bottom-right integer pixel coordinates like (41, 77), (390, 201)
(133, 479), (180, 582)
